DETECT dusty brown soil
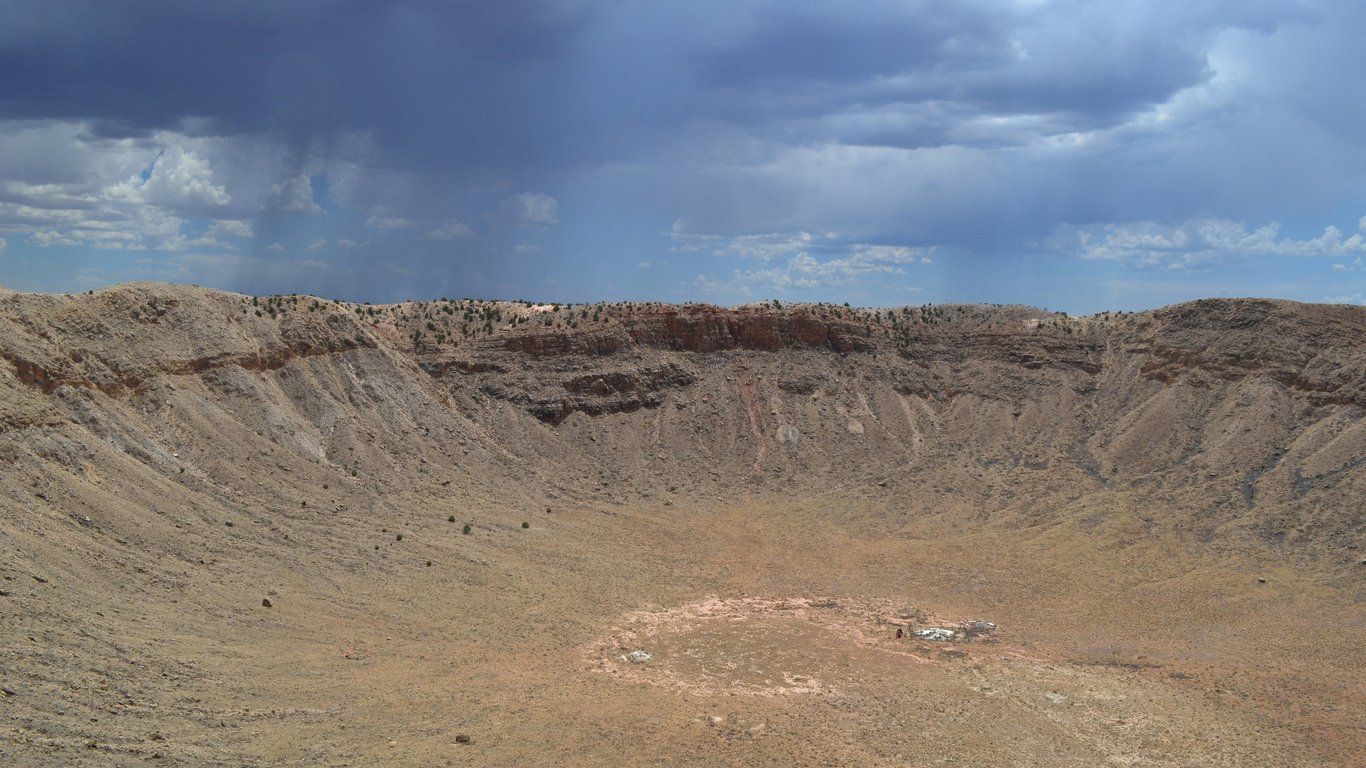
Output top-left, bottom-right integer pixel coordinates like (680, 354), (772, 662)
(1, 284), (1362, 766)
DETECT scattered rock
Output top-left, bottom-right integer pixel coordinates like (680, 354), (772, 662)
(31, 574), (48, 584)
(624, 650), (652, 663)
(958, 619), (997, 638)
(455, 734), (472, 744)
(913, 628), (957, 642)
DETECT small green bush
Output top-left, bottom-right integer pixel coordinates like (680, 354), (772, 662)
(448, 515), (456, 523)
(462, 524), (472, 535)
(396, 533), (403, 541)
(521, 521), (530, 529)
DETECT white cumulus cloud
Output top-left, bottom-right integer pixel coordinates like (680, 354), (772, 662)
(209, 219), (253, 238)
(0, 123), (318, 256)
(267, 173), (321, 213)
(669, 230), (831, 261)
(365, 215), (415, 229)
(685, 229), (931, 296)
(1325, 293), (1366, 306)
(1058, 215), (1366, 268)
(107, 145), (231, 207)
(427, 221), (474, 240)
(504, 193), (559, 226)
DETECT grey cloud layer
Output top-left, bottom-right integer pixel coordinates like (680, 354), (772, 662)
(1, 1), (1318, 159)
(0, 0), (1361, 305)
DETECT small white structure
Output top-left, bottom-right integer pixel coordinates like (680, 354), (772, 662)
(912, 628), (957, 641)
(623, 650), (652, 663)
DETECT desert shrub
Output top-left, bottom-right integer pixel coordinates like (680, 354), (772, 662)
(462, 524), (472, 535)
(521, 521), (530, 529)
(448, 515), (456, 523)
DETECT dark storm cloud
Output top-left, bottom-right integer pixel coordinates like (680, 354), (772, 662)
(0, 0), (1320, 166)
(681, 0), (1314, 148)
(0, 0), (591, 171)
(697, 2), (1006, 88)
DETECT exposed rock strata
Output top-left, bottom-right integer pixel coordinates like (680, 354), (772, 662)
(1, 285), (1362, 557)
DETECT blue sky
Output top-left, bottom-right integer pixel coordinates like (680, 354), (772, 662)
(1, 0), (1363, 313)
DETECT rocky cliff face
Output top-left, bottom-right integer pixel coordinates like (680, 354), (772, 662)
(500, 305), (874, 356)
(2, 284), (1363, 561)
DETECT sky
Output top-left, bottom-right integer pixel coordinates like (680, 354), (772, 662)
(1, 0), (1364, 313)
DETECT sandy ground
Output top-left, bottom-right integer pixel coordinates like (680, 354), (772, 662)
(4, 489), (1361, 767)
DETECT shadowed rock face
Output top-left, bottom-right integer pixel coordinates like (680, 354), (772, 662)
(502, 305), (873, 356)
(620, 306), (874, 353)
(490, 300), (1362, 405)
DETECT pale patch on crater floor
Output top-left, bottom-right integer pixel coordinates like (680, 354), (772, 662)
(588, 596), (1002, 697)
(587, 597), (1334, 765)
